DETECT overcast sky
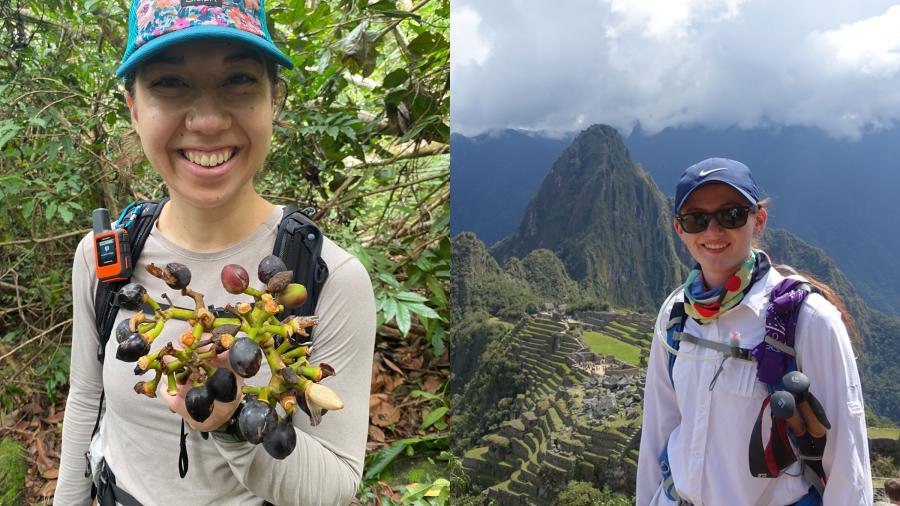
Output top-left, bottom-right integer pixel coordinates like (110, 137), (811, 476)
(451, 0), (900, 138)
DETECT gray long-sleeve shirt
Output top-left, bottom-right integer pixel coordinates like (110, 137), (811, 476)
(54, 206), (376, 505)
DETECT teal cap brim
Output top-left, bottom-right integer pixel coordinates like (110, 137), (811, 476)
(116, 25), (293, 78)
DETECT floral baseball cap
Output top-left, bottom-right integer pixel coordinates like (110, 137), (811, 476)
(117, 0), (293, 78)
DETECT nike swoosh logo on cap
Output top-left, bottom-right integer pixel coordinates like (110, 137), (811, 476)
(699, 168), (727, 177)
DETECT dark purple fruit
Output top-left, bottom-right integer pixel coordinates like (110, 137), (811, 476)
(238, 399), (277, 444)
(221, 264), (250, 294)
(257, 255), (287, 284)
(266, 270), (293, 293)
(163, 262), (192, 290)
(207, 368), (238, 402)
(262, 416), (297, 459)
(278, 283), (307, 309)
(116, 333), (150, 362)
(117, 283), (146, 311)
(115, 318), (131, 344)
(228, 337), (262, 378)
(185, 385), (214, 422)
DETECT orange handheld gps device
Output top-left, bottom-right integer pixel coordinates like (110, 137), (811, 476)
(93, 208), (133, 282)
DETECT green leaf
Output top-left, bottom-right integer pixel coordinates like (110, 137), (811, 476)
(22, 199), (35, 220)
(383, 297), (398, 324)
(395, 302), (411, 336)
(430, 327), (445, 357)
(408, 33), (437, 56)
(45, 202), (58, 221)
(421, 406), (448, 429)
(409, 389), (441, 400)
(58, 205), (73, 223)
(406, 302), (439, 320)
(395, 290), (427, 303)
(426, 276), (447, 308)
(382, 69), (409, 89)
(378, 272), (402, 288)
(363, 441), (408, 479)
(0, 121), (21, 150)
(400, 482), (432, 502)
(429, 208), (449, 235)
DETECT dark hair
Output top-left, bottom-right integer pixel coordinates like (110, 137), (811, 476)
(885, 478), (900, 501)
(123, 57), (279, 97)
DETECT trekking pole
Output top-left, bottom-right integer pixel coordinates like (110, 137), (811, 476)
(782, 371), (831, 438)
(770, 391), (805, 436)
(771, 389), (827, 486)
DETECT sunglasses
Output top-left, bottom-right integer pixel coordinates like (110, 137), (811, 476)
(677, 206), (754, 233)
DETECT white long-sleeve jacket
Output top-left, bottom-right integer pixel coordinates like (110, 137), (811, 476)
(637, 268), (872, 506)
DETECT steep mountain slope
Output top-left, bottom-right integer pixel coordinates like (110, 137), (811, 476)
(491, 125), (685, 310)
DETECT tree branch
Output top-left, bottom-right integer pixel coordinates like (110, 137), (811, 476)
(0, 228), (89, 247)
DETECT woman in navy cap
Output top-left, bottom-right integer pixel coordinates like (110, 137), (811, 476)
(636, 158), (872, 505)
(55, 1), (375, 504)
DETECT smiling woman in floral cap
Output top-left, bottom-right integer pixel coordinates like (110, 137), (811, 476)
(636, 158), (871, 506)
(55, 1), (376, 504)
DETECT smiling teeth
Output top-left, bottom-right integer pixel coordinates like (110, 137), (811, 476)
(184, 148), (235, 167)
(705, 244), (727, 250)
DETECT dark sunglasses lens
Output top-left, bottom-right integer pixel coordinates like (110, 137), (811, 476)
(680, 213), (709, 233)
(717, 207), (750, 229)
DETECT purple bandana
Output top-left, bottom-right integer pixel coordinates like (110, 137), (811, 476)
(752, 278), (810, 385)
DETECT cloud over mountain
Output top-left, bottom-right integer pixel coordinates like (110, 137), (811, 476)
(451, 0), (900, 138)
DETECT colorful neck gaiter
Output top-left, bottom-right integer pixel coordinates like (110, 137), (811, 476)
(683, 249), (771, 324)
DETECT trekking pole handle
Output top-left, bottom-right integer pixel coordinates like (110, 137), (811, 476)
(797, 393), (830, 438)
(770, 391), (806, 436)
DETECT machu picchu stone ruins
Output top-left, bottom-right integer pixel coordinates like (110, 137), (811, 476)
(460, 310), (654, 505)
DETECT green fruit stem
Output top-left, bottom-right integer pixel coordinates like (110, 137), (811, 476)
(243, 385), (271, 403)
(144, 293), (162, 312)
(165, 307), (196, 321)
(201, 363), (216, 377)
(299, 365), (322, 381)
(175, 369), (191, 384)
(249, 306), (269, 328)
(288, 358), (311, 373)
(211, 317), (242, 328)
(263, 341), (286, 374)
(281, 346), (310, 361)
(243, 286), (264, 299)
(149, 368), (162, 390)
(275, 339), (292, 356)
(197, 350), (217, 361)
(144, 318), (167, 343)
(137, 322), (156, 334)
(166, 369), (178, 395)
(263, 324), (288, 337)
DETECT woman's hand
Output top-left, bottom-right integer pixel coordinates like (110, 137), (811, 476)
(158, 340), (244, 432)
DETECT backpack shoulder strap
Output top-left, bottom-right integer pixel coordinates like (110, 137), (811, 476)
(665, 300), (688, 386)
(93, 198), (168, 364)
(756, 277), (816, 388)
(274, 205), (329, 324)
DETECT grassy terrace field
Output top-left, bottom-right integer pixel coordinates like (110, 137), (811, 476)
(869, 427), (900, 439)
(582, 331), (641, 365)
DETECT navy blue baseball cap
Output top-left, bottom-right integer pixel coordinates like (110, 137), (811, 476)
(674, 158), (763, 214)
